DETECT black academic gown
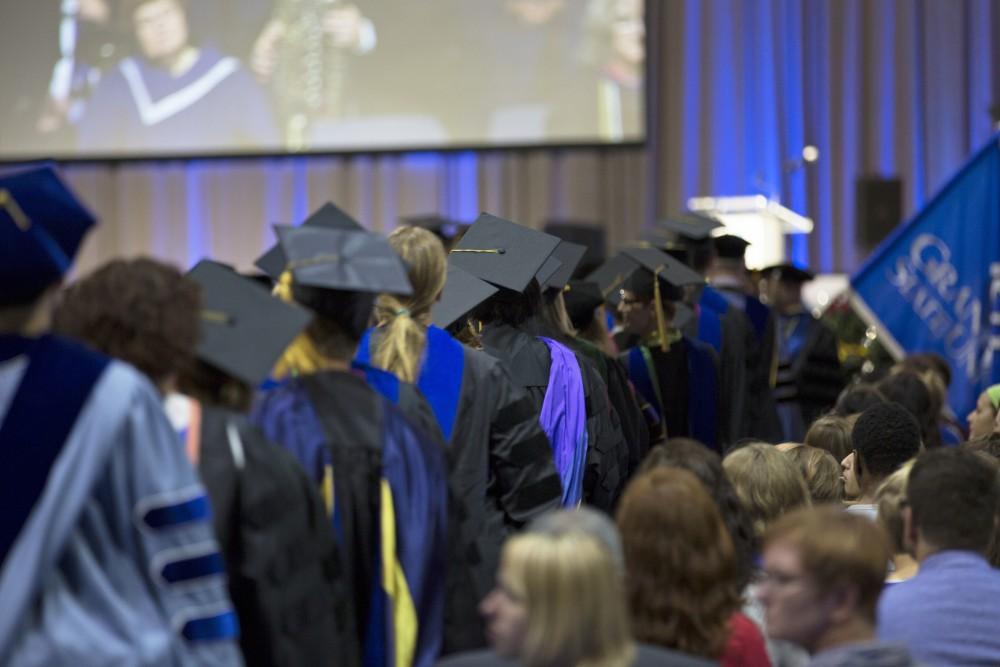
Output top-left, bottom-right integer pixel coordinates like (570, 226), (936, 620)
(774, 310), (845, 441)
(252, 371), (450, 667)
(479, 320), (628, 511)
(571, 337), (650, 476)
(197, 404), (351, 667)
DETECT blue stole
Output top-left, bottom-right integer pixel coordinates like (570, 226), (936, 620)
(744, 297), (770, 343)
(684, 338), (719, 452)
(780, 313), (813, 363)
(626, 346), (662, 422)
(357, 325), (465, 443)
(0, 335), (108, 565)
(697, 287), (730, 354)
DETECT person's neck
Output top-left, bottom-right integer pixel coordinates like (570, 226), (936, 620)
(319, 357), (351, 372)
(0, 301), (52, 337)
(155, 45), (199, 76)
(853, 479), (883, 505)
(811, 617), (875, 655)
(888, 553), (919, 581)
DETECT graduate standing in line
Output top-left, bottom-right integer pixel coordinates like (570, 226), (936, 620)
(357, 226), (563, 649)
(53, 257), (350, 666)
(0, 167), (242, 665)
(252, 226), (449, 667)
(451, 214), (629, 511)
(615, 246), (723, 451)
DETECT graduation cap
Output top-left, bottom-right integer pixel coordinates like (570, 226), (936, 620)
(278, 226), (412, 295)
(432, 264), (499, 329)
(586, 253), (640, 305)
(655, 211), (723, 241)
(763, 262), (815, 284)
(404, 214), (468, 244)
(543, 221), (606, 276)
(0, 166), (97, 305)
(534, 256), (563, 289)
(713, 234), (750, 260)
(449, 213), (560, 293)
(561, 280), (604, 330)
(542, 241), (587, 291)
(254, 201), (365, 279)
(618, 246), (704, 351)
(187, 260), (312, 386)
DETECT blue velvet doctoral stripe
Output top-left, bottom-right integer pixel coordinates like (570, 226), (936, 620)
(697, 304), (724, 353)
(626, 346), (661, 420)
(684, 338), (719, 452)
(181, 610), (240, 642)
(417, 326), (464, 442)
(142, 494), (211, 529)
(353, 358), (402, 405)
(0, 335), (108, 566)
(161, 551), (226, 584)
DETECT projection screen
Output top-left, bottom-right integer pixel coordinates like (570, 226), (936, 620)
(0, 0), (645, 159)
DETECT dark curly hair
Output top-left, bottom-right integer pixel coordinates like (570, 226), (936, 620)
(53, 258), (200, 389)
(641, 439), (758, 590)
(831, 383), (886, 417)
(616, 466), (741, 660)
(851, 401), (922, 478)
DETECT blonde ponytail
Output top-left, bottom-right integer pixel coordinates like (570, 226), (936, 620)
(373, 227), (447, 383)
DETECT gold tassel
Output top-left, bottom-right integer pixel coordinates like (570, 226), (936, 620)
(271, 270), (327, 378)
(653, 269), (669, 352)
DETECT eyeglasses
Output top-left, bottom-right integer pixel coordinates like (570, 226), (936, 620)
(618, 290), (648, 308)
(757, 569), (808, 589)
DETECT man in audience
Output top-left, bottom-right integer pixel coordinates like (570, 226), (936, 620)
(841, 402), (921, 519)
(757, 506), (917, 666)
(877, 449), (1000, 665)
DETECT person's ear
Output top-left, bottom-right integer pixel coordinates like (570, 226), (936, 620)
(826, 584), (859, 625)
(903, 504), (918, 555)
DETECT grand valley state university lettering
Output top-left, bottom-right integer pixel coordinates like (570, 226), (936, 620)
(886, 233), (982, 380)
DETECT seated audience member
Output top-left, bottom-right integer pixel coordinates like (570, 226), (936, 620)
(895, 354), (964, 444)
(617, 467), (771, 666)
(757, 507), (917, 666)
(879, 370), (940, 448)
(875, 461), (918, 583)
(878, 449), (1000, 665)
(641, 440), (758, 591)
(724, 443), (811, 537)
(965, 384), (1000, 441)
(803, 414), (855, 462)
(440, 508), (713, 667)
(782, 444), (844, 505)
(841, 403), (922, 518)
(830, 384), (885, 418)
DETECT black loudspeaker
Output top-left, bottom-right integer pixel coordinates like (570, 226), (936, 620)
(855, 177), (903, 252)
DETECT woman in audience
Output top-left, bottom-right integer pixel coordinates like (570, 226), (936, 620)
(617, 467), (771, 666)
(640, 439), (757, 591)
(802, 413), (855, 462)
(880, 369), (940, 448)
(875, 460), (918, 583)
(723, 443), (811, 538)
(830, 383), (885, 418)
(966, 384), (1000, 441)
(781, 444), (843, 505)
(444, 509), (710, 667)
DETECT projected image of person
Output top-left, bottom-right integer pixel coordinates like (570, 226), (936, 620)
(582, 0), (644, 141)
(77, 0), (280, 153)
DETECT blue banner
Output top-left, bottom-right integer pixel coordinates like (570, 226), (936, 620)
(851, 134), (1000, 418)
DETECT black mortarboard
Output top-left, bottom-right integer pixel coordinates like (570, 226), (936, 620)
(0, 166), (97, 305)
(187, 260), (312, 386)
(535, 256), (562, 288)
(660, 243), (691, 267)
(449, 213), (560, 293)
(764, 263), (815, 284)
(713, 234), (750, 260)
(619, 246), (704, 288)
(404, 214), (468, 244)
(432, 264), (499, 329)
(542, 241), (587, 291)
(543, 221), (606, 276)
(561, 280), (604, 330)
(254, 201), (365, 279)
(586, 253), (639, 304)
(656, 211), (723, 241)
(278, 226), (413, 295)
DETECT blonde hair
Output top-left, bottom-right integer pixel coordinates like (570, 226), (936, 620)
(784, 444), (844, 505)
(875, 459), (915, 553)
(373, 227), (448, 383)
(502, 530), (635, 667)
(723, 443), (811, 537)
(804, 414), (855, 462)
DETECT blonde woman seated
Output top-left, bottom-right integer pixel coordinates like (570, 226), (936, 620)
(723, 443), (811, 538)
(778, 444), (844, 505)
(437, 508), (712, 667)
(875, 461), (918, 584)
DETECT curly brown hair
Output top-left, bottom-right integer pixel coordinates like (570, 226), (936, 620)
(616, 467), (741, 659)
(53, 258), (200, 389)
